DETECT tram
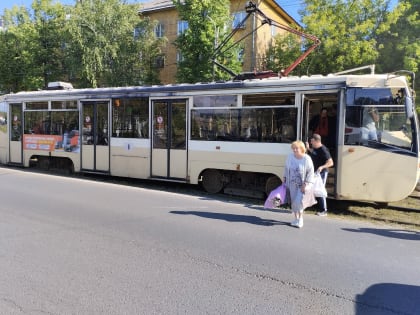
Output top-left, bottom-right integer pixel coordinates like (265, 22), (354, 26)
(0, 69), (418, 202)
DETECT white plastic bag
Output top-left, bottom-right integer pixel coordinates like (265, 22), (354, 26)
(313, 173), (327, 198)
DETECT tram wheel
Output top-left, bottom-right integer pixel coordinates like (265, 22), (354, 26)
(201, 169), (224, 194)
(265, 175), (281, 196)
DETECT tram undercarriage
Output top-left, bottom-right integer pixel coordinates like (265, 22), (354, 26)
(29, 155), (75, 174)
(199, 169), (282, 199)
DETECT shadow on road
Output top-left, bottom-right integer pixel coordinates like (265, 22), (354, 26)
(170, 211), (289, 226)
(355, 283), (420, 315)
(243, 204), (292, 214)
(342, 227), (420, 241)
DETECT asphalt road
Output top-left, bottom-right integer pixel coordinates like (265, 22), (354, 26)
(0, 167), (419, 315)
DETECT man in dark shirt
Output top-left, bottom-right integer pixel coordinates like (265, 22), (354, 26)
(306, 133), (334, 216)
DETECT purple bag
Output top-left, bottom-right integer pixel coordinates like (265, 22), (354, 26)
(264, 184), (287, 209)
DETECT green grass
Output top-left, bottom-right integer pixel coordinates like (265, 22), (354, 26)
(308, 196), (420, 231)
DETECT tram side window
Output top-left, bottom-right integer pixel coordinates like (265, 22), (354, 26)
(191, 107), (297, 143)
(112, 98), (149, 138)
(26, 101), (48, 110)
(243, 93), (295, 106)
(51, 100), (78, 110)
(50, 112), (79, 135)
(24, 110), (79, 136)
(24, 111), (50, 134)
(10, 104), (22, 141)
(346, 87), (397, 105)
(191, 109), (240, 141)
(0, 103), (7, 137)
(193, 95), (237, 107)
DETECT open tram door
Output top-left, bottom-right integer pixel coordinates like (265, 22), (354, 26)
(81, 100), (110, 172)
(300, 92), (340, 195)
(9, 103), (23, 165)
(151, 99), (187, 180)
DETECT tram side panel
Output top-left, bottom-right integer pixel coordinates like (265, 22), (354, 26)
(188, 141), (287, 188)
(109, 138), (150, 179)
(337, 145), (418, 202)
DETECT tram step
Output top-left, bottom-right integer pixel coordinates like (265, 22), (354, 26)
(327, 177), (335, 185)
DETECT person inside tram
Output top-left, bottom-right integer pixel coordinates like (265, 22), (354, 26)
(32, 119), (45, 134)
(309, 107), (329, 140)
(361, 107), (379, 142)
(242, 123), (251, 140)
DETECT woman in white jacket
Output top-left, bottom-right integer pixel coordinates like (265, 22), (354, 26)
(283, 140), (315, 228)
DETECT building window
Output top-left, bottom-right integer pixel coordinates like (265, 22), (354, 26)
(176, 51), (184, 63)
(177, 20), (189, 35)
(232, 11), (247, 29)
(155, 55), (165, 68)
(133, 27), (144, 40)
(271, 25), (279, 37)
(155, 23), (165, 38)
(237, 48), (244, 63)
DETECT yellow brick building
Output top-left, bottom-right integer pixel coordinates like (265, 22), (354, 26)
(140, 0), (299, 84)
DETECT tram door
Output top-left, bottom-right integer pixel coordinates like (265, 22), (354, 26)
(301, 92), (340, 196)
(81, 100), (110, 172)
(300, 95), (312, 142)
(301, 92), (339, 145)
(151, 99), (187, 180)
(9, 104), (23, 165)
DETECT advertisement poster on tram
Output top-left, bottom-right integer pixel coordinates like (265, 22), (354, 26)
(23, 132), (80, 152)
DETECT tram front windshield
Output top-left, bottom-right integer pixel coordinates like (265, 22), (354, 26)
(345, 87), (417, 155)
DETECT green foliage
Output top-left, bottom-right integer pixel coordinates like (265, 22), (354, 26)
(32, 0), (68, 87)
(265, 33), (308, 76)
(0, 0), (163, 91)
(299, 0), (392, 74)
(0, 6), (39, 92)
(265, 0), (419, 111)
(135, 17), (166, 85)
(376, 0), (419, 110)
(67, 0), (145, 87)
(173, 0), (241, 83)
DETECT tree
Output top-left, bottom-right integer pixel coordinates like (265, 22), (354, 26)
(300, 0), (397, 74)
(376, 0), (419, 108)
(265, 33), (310, 76)
(0, 6), (38, 92)
(67, 0), (148, 87)
(0, 1), (71, 92)
(173, 0), (242, 83)
(32, 0), (69, 87)
(377, 0), (419, 72)
(136, 17), (167, 85)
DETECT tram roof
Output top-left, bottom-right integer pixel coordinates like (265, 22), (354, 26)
(1, 73), (407, 102)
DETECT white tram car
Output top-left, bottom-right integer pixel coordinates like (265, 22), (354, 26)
(0, 70), (418, 202)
